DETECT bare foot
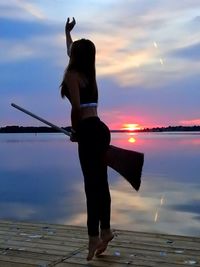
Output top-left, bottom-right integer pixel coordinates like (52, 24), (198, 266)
(95, 229), (114, 256)
(87, 236), (102, 261)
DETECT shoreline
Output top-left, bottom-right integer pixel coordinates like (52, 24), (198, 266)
(0, 125), (200, 134)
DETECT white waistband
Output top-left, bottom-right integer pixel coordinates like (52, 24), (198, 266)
(80, 103), (98, 108)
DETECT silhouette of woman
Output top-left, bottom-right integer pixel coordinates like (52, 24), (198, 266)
(60, 17), (114, 261)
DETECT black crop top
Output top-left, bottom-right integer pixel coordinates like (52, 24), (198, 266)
(62, 81), (98, 105)
(79, 83), (98, 104)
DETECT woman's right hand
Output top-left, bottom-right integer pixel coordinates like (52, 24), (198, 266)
(65, 17), (76, 33)
(70, 128), (78, 142)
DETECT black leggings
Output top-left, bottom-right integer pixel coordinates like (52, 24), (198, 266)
(77, 117), (111, 236)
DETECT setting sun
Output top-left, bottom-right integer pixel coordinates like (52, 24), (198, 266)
(122, 123), (142, 131)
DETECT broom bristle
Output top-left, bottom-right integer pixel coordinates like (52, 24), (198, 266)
(106, 145), (144, 191)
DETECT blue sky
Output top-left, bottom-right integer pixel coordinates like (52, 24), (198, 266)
(1, 0), (200, 129)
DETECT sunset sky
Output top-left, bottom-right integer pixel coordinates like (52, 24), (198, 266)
(1, 0), (200, 129)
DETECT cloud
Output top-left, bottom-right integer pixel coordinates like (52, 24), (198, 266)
(0, 18), (59, 40)
(77, 1), (200, 88)
(2, 0), (199, 87)
(169, 200), (200, 216)
(169, 42), (200, 60)
(0, 202), (36, 219)
(0, 0), (45, 21)
(180, 119), (200, 126)
(0, 40), (35, 63)
(0, 17), (64, 64)
(17, 0), (45, 19)
(193, 15), (200, 22)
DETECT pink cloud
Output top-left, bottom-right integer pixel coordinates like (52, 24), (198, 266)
(179, 118), (200, 126)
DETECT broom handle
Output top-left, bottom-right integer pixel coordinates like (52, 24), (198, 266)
(11, 103), (143, 192)
(11, 103), (71, 137)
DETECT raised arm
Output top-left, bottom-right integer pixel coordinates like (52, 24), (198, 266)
(65, 17), (76, 57)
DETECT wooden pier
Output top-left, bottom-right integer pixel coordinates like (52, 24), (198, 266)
(0, 220), (199, 266)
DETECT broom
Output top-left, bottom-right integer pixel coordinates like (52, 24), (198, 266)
(11, 103), (144, 191)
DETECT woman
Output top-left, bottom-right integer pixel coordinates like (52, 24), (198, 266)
(60, 17), (114, 261)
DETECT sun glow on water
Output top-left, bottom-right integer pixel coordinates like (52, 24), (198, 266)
(128, 137), (136, 143)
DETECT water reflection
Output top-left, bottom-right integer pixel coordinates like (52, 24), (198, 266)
(128, 137), (136, 143)
(0, 133), (200, 236)
(154, 194), (165, 223)
(63, 177), (200, 236)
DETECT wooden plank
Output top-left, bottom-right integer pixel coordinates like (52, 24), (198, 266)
(1, 220), (199, 249)
(110, 240), (200, 255)
(0, 253), (51, 266)
(0, 220), (199, 267)
(0, 247), (60, 261)
(0, 229), (199, 258)
(0, 221), (87, 258)
(0, 229), (88, 244)
(1, 222), (199, 254)
(0, 222), (87, 238)
(0, 261), (36, 267)
(0, 238), (83, 252)
(63, 247), (200, 266)
(55, 263), (94, 267)
(0, 220), (86, 232)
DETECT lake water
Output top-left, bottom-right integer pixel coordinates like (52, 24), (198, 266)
(0, 132), (200, 237)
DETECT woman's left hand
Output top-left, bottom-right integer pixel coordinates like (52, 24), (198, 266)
(65, 17), (76, 33)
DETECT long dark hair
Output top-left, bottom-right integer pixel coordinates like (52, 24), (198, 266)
(61, 39), (98, 101)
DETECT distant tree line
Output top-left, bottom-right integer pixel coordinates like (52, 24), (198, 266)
(139, 125), (200, 132)
(0, 125), (200, 133)
(0, 125), (71, 133)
